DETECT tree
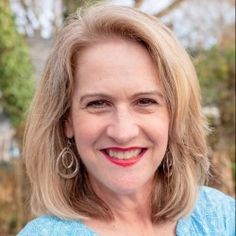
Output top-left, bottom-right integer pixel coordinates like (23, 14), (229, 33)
(0, 1), (34, 233)
(195, 37), (235, 140)
(0, 0), (34, 130)
(63, 0), (103, 16)
(194, 33), (235, 195)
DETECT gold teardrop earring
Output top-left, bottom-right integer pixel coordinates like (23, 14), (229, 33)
(56, 139), (79, 179)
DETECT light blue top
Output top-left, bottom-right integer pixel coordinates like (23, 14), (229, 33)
(17, 186), (235, 236)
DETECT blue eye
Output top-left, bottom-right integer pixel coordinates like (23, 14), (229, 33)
(136, 98), (157, 106)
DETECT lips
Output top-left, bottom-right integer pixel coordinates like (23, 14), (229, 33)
(100, 147), (147, 167)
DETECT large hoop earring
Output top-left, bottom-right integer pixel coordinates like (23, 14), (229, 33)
(162, 151), (174, 178)
(56, 139), (79, 179)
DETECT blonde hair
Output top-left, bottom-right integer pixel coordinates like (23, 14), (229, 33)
(24, 4), (209, 223)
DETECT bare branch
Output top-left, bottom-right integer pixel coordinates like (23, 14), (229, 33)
(19, 0), (32, 26)
(134, 0), (144, 8)
(154, 0), (185, 18)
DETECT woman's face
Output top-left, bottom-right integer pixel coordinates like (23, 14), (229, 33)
(65, 38), (169, 196)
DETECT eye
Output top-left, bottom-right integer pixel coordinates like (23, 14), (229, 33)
(86, 100), (110, 109)
(135, 98), (158, 107)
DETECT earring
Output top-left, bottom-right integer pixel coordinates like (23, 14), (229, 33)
(162, 151), (174, 178)
(56, 139), (79, 179)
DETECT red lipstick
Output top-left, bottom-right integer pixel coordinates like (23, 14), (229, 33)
(100, 147), (146, 167)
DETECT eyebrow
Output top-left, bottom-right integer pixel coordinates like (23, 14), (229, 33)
(79, 90), (165, 103)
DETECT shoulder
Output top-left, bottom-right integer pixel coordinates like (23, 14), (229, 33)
(177, 186), (235, 236)
(17, 215), (98, 236)
(197, 186), (235, 226)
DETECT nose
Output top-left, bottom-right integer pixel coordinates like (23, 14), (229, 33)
(106, 108), (139, 144)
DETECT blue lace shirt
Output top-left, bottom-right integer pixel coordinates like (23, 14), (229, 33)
(17, 186), (235, 236)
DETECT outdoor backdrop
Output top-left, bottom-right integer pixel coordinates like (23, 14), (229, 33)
(0, 0), (235, 235)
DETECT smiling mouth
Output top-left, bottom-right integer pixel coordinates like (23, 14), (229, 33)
(101, 148), (145, 160)
(100, 147), (147, 167)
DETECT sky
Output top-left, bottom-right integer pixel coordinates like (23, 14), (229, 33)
(109, 0), (235, 48)
(109, 0), (173, 14)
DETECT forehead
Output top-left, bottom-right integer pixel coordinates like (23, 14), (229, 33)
(74, 37), (160, 86)
(76, 37), (151, 65)
(70, 37), (167, 103)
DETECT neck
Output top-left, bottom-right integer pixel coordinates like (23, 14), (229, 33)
(86, 178), (177, 236)
(90, 179), (153, 224)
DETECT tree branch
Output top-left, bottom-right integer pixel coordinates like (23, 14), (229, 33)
(134, 0), (144, 8)
(154, 0), (185, 18)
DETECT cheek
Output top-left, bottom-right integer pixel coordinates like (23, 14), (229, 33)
(147, 115), (169, 143)
(72, 115), (105, 149)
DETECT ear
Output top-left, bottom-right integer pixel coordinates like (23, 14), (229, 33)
(64, 116), (74, 138)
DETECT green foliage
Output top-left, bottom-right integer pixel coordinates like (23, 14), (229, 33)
(194, 42), (235, 136)
(194, 40), (235, 181)
(0, 1), (34, 129)
(0, 161), (13, 171)
(9, 214), (17, 233)
(63, 0), (104, 17)
(194, 36), (235, 193)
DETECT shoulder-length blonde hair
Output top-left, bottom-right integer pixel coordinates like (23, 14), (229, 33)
(24, 4), (209, 223)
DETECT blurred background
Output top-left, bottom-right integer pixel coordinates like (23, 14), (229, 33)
(0, 0), (235, 235)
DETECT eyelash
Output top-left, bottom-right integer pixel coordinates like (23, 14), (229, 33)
(85, 98), (158, 110)
(86, 100), (110, 109)
(135, 98), (158, 106)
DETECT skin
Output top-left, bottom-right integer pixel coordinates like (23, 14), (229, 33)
(65, 37), (176, 235)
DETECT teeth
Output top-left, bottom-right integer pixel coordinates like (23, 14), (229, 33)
(106, 149), (142, 160)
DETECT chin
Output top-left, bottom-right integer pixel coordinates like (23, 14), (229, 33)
(106, 176), (154, 196)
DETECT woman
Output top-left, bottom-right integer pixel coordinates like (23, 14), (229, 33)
(18, 4), (235, 236)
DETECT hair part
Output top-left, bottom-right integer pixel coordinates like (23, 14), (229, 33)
(24, 4), (209, 223)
